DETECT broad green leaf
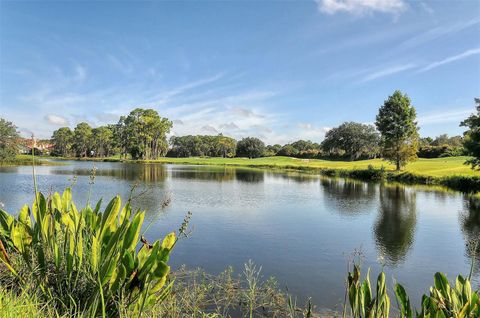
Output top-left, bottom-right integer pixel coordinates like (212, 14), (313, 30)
(161, 232), (176, 250)
(100, 196), (121, 235)
(123, 212), (144, 251)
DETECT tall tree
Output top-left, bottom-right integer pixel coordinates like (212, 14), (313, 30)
(92, 126), (114, 157)
(321, 122), (380, 160)
(124, 108), (172, 160)
(216, 135), (236, 158)
(375, 91), (419, 170)
(460, 98), (480, 170)
(113, 116), (129, 159)
(73, 122), (93, 157)
(0, 118), (20, 160)
(51, 127), (74, 157)
(236, 137), (265, 159)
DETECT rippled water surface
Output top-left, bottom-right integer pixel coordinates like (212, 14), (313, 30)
(0, 160), (478, 310)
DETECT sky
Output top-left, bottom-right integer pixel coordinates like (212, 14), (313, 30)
(1, 0), (479, 145)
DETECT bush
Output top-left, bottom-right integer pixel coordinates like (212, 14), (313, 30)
(0, 188), (177, 316)
(440, 175), (480, 193)
(418, 145), (465, 158)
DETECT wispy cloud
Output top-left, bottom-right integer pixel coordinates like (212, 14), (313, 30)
(316, 0), (407, 16)
(400, 18), (480, 50)
(417, 48), (480, 73)
(418, 109), (473, 125)
(296, 123), (330, 139)
(360, 63), (416, 82)
(201, 125), (219, 134)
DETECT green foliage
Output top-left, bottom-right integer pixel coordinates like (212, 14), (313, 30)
(414, 272), (480, 318)
(345, 265), (480, 318)
(265, 144), (282, 156)
(418, 145), (465, 158)
(461, 98), (480, 170)
(92, 126), (115, 157)
(168, 134), (236, 158)
(0, 118), (20, 161)
(430, 134), (464, 147)
(277, 144), (300, 157)
(236, 137), (266, 159)
(275, 140), (321, 159)
(418, 134), (465, 158)
(0, 188), (176, 316)
(73, 122), (93, 157)
(375, 91), (419, 170)
(345, 265), (390, 318)
(322, 122), (380, 160)
(123, 108), (172, 160)
(52, 127), (74, 157)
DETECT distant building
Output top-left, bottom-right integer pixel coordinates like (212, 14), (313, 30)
(20, 137), (54, 155)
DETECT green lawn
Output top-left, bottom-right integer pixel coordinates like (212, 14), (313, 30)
(143, 156), (479, 178)
(0, 154), (59, 166)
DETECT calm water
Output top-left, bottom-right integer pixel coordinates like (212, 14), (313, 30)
(0, 160), (479, 311)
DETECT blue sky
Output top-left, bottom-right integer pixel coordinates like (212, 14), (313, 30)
(1, 0), (479, 144)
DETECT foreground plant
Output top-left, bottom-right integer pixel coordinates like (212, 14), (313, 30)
(345, 263), (480, 318)
(0, 188), (176, 316)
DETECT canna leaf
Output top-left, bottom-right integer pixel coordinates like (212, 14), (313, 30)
(395, 283), (412, 318)
(100, 196), (121, 235)
(123, 212), (144, 251)
(91, 235), (99, 270)
(161, 232), (176, 250)
(62, 188), (72, 211)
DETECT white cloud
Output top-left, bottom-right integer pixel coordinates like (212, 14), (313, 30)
(417, 48), (480, 73)
(361, 63), (415, 82)
(45, 114), (69, 126)
(419, 1), (434, 15)
(316, 0), (407, 15)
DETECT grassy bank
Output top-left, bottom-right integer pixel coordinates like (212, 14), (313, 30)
(0, 155), (59, 166)
(70, 155), (480, 193)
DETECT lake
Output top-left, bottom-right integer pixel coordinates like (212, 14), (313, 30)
(0, 160), (478, 312)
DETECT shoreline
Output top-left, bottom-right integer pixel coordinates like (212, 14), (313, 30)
(46, 155), (480, 193)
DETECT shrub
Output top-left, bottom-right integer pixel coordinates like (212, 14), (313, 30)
(0, 188), (176, 316)
(418, 145), (465, 158)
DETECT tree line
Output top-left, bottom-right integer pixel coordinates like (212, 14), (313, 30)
(51, 108), (172, 160)
(1, 92), (479, 171)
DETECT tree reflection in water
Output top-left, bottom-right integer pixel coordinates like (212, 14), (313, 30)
(460, 196), (480, 275)
(374, 184), (417, 266)
(320, 178), (377, 216)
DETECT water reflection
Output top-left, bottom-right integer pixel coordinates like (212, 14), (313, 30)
(374, 185), (417, 265)
(50, 163), (168, 182)
(169, 166), (236, 182)
(267, 171), (320, 184)
(460, 197), (480, 274)
(320, 178), (376, 215)
(235, 170), (264, 183)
